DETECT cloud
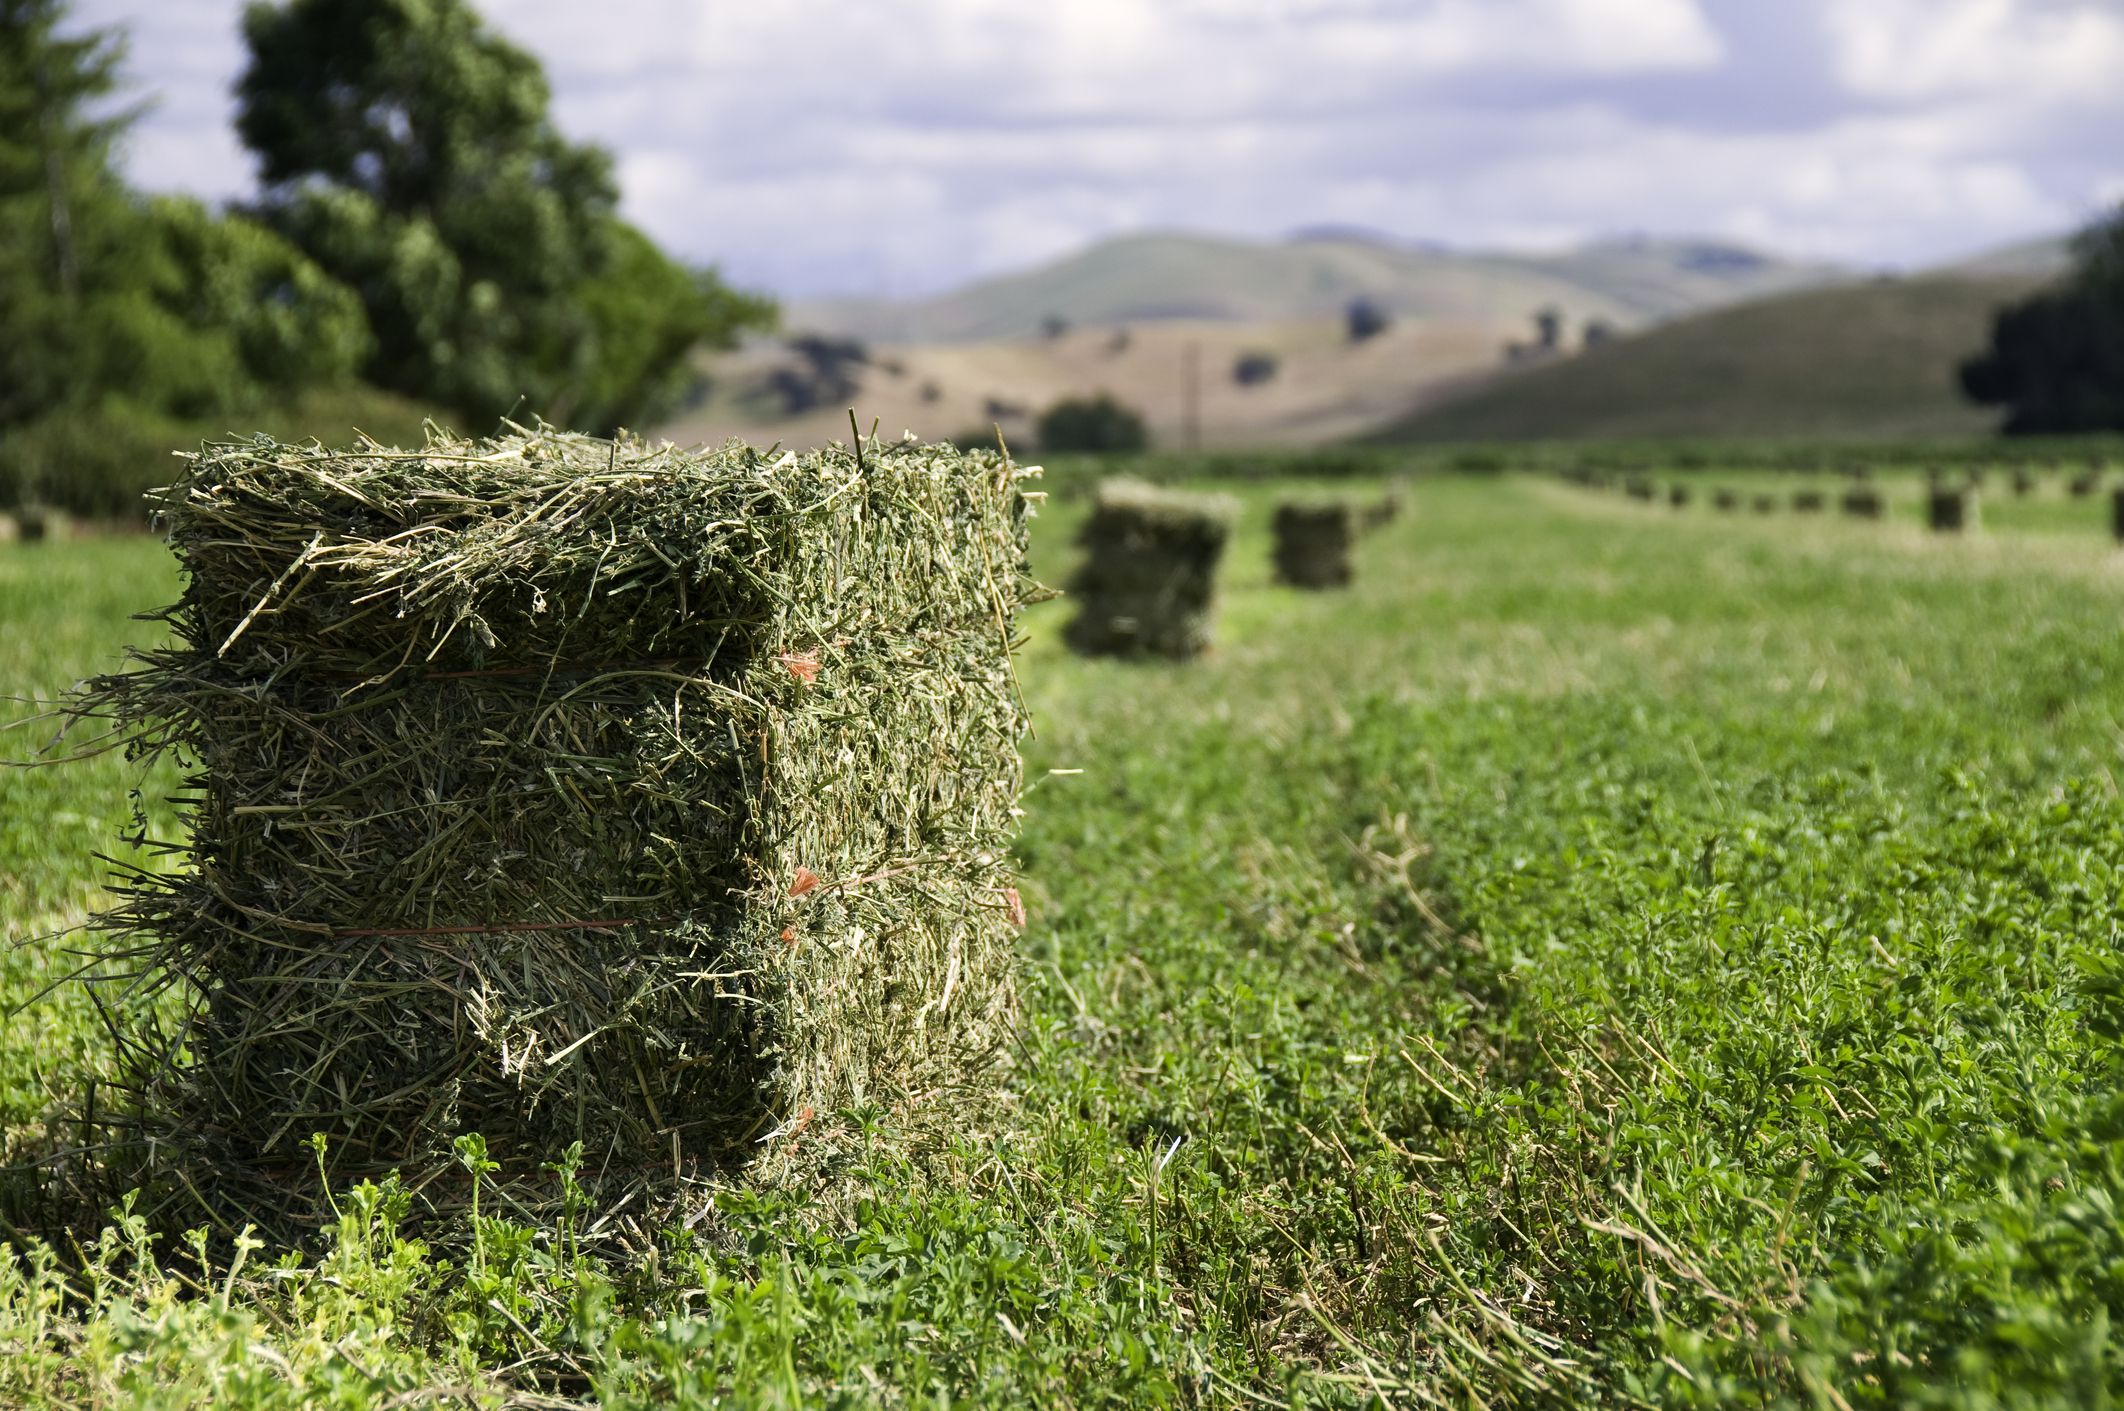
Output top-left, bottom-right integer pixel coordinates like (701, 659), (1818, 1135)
(1824, 0), (2124, 103)
(61, 0), (2124, 297)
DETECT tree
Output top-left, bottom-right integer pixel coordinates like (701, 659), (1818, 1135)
(1961, 206), (2124, 435)
(0, 0), (366, 430)
(1346, 297), (1389, 343)
(236, 0), (769, 431)
(1037, 393), (1148, 453)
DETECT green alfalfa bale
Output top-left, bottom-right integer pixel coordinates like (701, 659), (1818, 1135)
(68, 427), (1042, 1230)
(1713, 489), (1740, 512)
(1623, 477), (1655, 502)
(2011, 466), (2034, 497)
(1792, 489), (1826, 513)
(1668, 484), (1691, 509)
(14, 505), (56, 542)
(1842, 487), (1884, 519)
(1928, 484), (1976, 532)
(1065, 478), (1235, 660)
(1751, 493), (1777, 514)
(1359, 482), (1406, 532)
(1272, 501), (1357, 590)
(2110, 486), (2124, 545)
(2070, 469), (2100, 498)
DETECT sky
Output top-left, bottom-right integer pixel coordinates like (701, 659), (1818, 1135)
(70, 0), (2124, 300)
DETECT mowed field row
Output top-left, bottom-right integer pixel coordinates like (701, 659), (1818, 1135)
(2, 469), (2122, 1406)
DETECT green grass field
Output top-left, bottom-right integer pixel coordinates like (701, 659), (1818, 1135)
(4, 466), (2124, 1406)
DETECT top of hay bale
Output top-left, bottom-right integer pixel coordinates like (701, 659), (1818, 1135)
(1090, 478), (1237, 534)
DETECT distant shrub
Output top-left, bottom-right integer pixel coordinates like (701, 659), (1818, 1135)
(1346, 298), (1390, 343)
(1040, 314), (1069, 340)
(1232, 351), (1279, 387)
(1037, 394), (1149, 454)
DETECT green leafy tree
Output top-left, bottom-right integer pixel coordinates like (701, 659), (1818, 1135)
(1, 0), (370, 519)
(237, 0), (769, 431)
(1962, 205), (2124, 434)
(1037, 393), (1150, 454)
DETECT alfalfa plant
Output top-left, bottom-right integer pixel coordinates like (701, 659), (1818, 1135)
(1271, 502), (1356, 590)
(1064, 479), (1235, 660)
(64, 425), (1044, 1232)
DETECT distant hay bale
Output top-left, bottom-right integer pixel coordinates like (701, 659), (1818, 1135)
(1713, 489), (1740, 512)
(1841, 487), (1884, 519)
(14, 506), (56, 543)
(1272, 502), (1357, 590)
(1065, 479), (1234, 659)
(1792, 490), (1825, 513)
(1751, 493), (1777, 514)
(73, 428), (1040, 1225)
(1624, 477), (1655, 502)
(1359, 484), (1405, 532)
(1928, 485), (1975, 532)
(2011, 467), (2034, 497)
(1668, 484), (1691, 508)
(2070, 470), (2101, 498)
(2112, 487), (2124, 545)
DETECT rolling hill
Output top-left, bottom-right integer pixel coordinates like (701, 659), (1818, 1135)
(1372, 272), (2044, 444)
(793, 231), (1846, 344)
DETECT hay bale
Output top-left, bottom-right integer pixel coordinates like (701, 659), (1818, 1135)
(2011, 467), (2034, 497)
(1359, 484), (1406, 532)
(1751, 493), (1777, 514)
(1668, 484), (1691, 509)
(1793, 490), (1825, 513)
(75, 428), (1039, 1222)
(14, 506), (55, 543)
(1928, 485), (1975, 532)
(1713, 489), (1740, 512)
(2111, 486), (2124, 545)
(1272, 501), (1357, 590)
(1065, 479), (1234, 659)
(1624, 477), (1655, 502)
(2071, 470), (2101, 499)
(1842, 487), (1884, 519)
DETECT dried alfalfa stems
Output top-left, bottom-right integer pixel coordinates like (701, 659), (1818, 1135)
(67, 425), (1043, 1230)
(1272, 501), (1357, 589)
(1065, 478), (1236, 660)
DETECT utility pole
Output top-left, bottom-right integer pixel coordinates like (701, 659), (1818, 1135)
(1182, 340), (1200, 452)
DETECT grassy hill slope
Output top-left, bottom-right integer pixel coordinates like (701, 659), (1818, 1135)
(1376, 272), (2042, 443)
(796, 231), (1844, 344)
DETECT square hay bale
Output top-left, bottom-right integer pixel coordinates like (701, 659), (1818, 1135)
(1668, 484), (1691, 509)
(1271, 501), (1357, 590)
(1928, 485), (1975, 532)
(1841, 487), (1884, 519)
(1623, 477), (1655, 502)
(1713, 488), (1740, 512)
(1064, 479), (1235, 659)
(1359, 484), (1405, 532)
(77, 428), (1040, 1221)
(1751, 493), (1777, 514)
(1792, 490), (1826, 513)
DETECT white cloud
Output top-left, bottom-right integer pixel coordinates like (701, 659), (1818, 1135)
(59, 0), (2124, 295)
(1825, 0), (2124, 102)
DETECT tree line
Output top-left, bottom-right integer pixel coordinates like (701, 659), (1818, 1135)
(1, 0), (772, 512)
